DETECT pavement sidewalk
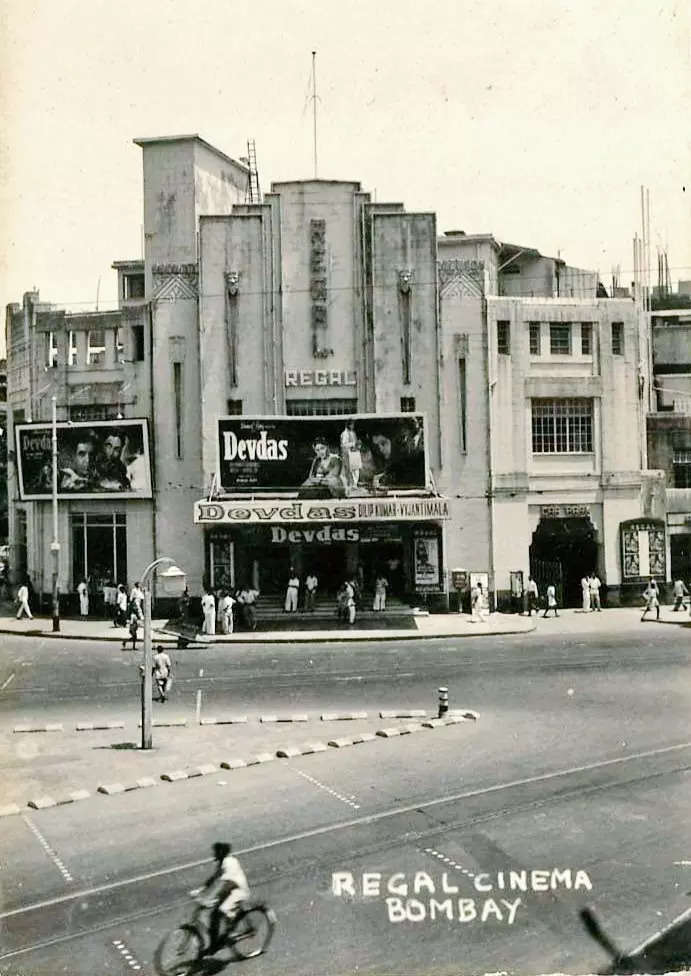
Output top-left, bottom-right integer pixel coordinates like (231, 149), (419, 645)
(0, 610), (535, 642)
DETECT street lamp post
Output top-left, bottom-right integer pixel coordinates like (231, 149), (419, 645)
(140, 558), (187, 750)
(50, 396), (60, 632)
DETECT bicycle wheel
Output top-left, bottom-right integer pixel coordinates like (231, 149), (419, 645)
(229, 905), (276, 959)
(154, 924), (203, 976)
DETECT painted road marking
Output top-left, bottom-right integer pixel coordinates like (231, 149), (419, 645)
(22, 816), (73, 883)
(112, 939), (142, 971)
(295, 769), (360, 810)
(1, 672), (16, 690)
(2, 739), (689, 922)
(422, 845), (476, 880)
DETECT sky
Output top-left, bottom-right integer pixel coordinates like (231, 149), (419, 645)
(1, 0), (689, 354)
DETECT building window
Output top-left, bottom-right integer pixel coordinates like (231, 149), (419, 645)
(673, 451), (691, 488)
(458, 358), (467, 452)
(115, 329), (125, 364)
(173, 362), (183, 458)
(69, 404), (121, 422)
(132, 325), (145, 362)
(550, 323), (571, 355)
(531, 398), (593, 453)
(124, 273), (145, 300)
(71, 512), (127, 589)
(68, 331), (78, 366)
(47, 332), (58, 368)
(400, 396), (416, 412)
(581, 323), (592, 356)
(611, 322), (624, 355)
(87, 330), (105, 366)
(529, 323), (541, 356)
(286, 398), (357, 417)
(497, 320), (510, 355)
(226, 399), (243, 415)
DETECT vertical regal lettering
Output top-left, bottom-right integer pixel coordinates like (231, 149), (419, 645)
(311, 219), (332, 358)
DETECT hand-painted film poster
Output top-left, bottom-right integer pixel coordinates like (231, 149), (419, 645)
(15, 419), (152, 500)
(218, 414), (427, 496)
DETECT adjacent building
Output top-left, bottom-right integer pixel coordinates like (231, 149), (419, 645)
(4, 133), (658, 612)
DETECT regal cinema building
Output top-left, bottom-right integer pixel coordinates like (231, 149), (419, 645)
(5, 134), (658, 612)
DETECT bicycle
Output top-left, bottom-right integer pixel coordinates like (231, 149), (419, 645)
(154, 893), (276, 975)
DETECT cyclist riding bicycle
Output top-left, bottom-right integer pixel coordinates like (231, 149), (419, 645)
(191, 842), (251, 953)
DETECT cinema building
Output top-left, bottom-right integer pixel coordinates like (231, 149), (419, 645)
(5, 133), (656, 612)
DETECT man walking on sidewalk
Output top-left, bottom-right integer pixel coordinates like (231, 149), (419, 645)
(15, 578), (33, 619)
(672, 578), (689, 611)
(641, 579), (660, 622)
(526, 575), (539, 616)
(542, 583), (559, 618)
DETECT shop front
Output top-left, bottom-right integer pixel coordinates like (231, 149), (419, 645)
(195, 496), (449, 606)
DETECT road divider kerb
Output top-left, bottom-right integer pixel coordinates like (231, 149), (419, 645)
(321, 711), (368, 721)
(259, 714), (309, 723)
(379, 709), (427, 719)
(199, 716), (248, 726)
(136, 777), (157, 789)
(57, 790), (91, 805)
(220, 758), (247, 770)
(137, 718), (187, 728)
(13, 723), (63, 734)
(188, 764), (218, 777)
(161, 770), (189, 782)
(76, 721), (125, 731)
(276, 742), (329, 758)
(28, 796), (58, 809)
(246, 753), (276, 765)
(352, 732), (377, 744)
(97, 783), (126, 795)
(0, 803), (21, 817)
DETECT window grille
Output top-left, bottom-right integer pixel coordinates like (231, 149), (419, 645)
(550, 323), (571, 355)
(531, 398), (593, 453)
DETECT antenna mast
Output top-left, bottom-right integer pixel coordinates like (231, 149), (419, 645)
(311, 50), (318, 178)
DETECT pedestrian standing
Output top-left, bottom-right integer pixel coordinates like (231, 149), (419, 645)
(103, 577), (117, 624)
(126, 604), (139, 650)
(589, 573), (602, 611)
(219, 590), (235, 634)
(284, 568), (300, 613)
(238, 584), (259, 631)
(672, 578), (689, 611)
(580, 575), (591, 612)
(344, 579), (356, 625)
(201, 588), (216, 635)
(373, 573), (389, 611)
(116, 584), (128, 627)
(641, 579), (660, 622)
(15, 579), (33, 619)
(472, 582), (487, 622)
(152, 645), (173, 702)
(526, 575), (539, 616)
(304, 572), (318, 611)
(542, 583), (559, 617)
(77, 578), (89, 616)
(130, 582), (144, 620)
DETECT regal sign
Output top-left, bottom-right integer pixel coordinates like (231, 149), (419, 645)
(285, 368), (356, 387)
(195, 496), (449, 525)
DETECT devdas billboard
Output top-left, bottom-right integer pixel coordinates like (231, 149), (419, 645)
(217, 414), (427, 495)
(15, 419), (152, 500)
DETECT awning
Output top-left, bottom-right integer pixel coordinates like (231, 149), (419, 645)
(194, 495), (450, 525)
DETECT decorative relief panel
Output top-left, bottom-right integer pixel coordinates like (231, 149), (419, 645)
(438, 258), (485, 298)
(152, 263), (199, 301)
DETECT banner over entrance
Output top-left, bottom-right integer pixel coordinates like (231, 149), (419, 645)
(217, 414), (427, 495)
(195, 496), (449, 525)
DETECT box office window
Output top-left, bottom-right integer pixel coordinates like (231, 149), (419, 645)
(71, 512), (127, 587)
(286, 398), (357, 416)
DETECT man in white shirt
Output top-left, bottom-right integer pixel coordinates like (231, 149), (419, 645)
(589, 573), (602, 611)
(304, 572), (318, 611)
(284, 570), (300, 612)
(201, 589), (216, 635)
(152, 645), (173, 702)
(130, 582), (144, 620)
(192, 842), (251, 953)
(15, 581), (33, 619)
(77, 579), (89, 616)
(238, 586), (259, 631)
(526, 576), (539, 616)
(672, 578), (689, 611)
(219, 591), (235, 634)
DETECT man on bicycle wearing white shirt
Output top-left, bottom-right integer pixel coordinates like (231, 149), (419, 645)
(192, 842), (251, 952)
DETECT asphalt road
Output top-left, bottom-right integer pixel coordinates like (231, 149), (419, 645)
(1, 624), (690, 975)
